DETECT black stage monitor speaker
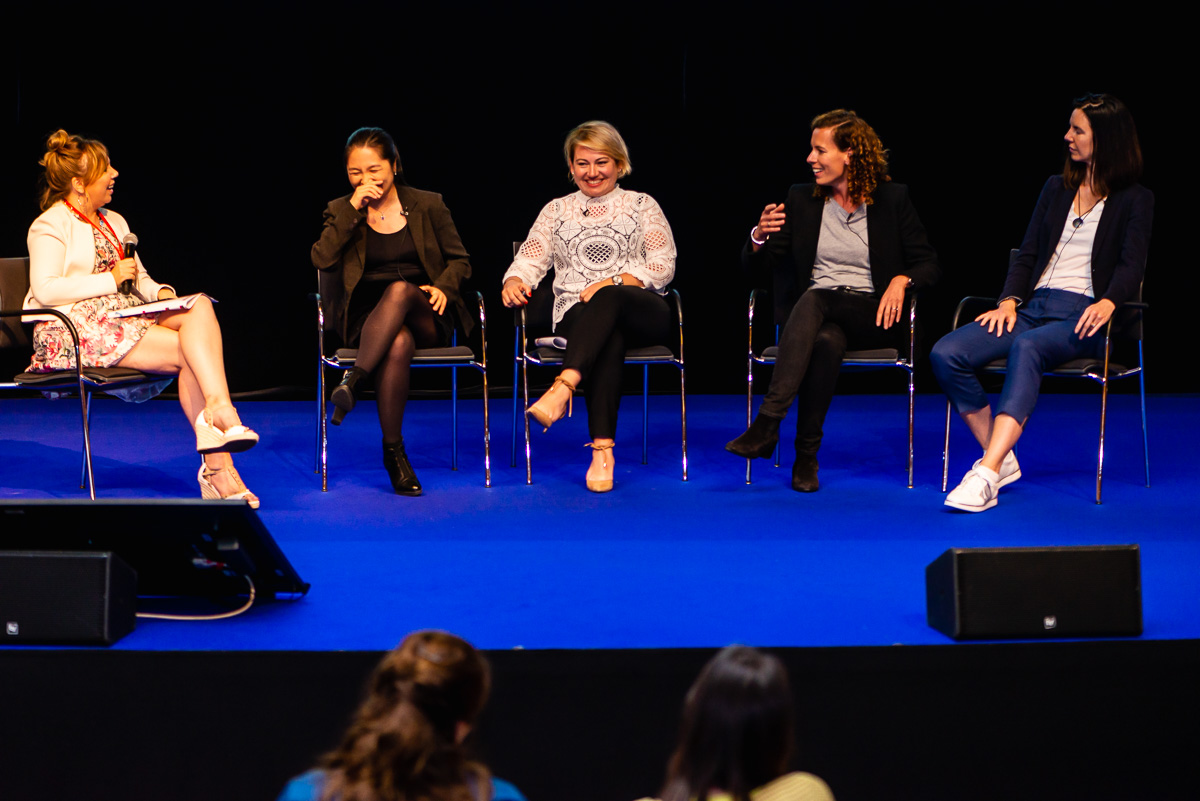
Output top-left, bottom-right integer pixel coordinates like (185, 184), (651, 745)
(925, 544), (1142, 640)
(0, 550), (137, 645)
(0, 499), (309, 600)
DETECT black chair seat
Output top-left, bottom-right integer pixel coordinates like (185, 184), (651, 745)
(980, 358), (1130, 376)
(758, 345), (901, 363)
(13, 370), (84, 388)
(526, 344), (676, 365)
(332, 347), (477, 365)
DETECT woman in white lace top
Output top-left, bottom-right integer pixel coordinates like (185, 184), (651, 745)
(502, 121), (676, 492)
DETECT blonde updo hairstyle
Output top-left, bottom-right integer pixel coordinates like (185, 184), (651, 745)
(38, 129), (111, 211)
(563, 120), (633, 181)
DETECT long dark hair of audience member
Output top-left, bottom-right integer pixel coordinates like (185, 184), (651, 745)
(312, 631), (494, 801)
(657, 646), (832, 801)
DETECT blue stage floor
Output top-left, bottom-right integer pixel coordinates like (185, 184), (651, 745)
(2, 393), (1196, 651)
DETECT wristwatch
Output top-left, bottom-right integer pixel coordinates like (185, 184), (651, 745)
(611, 275), (625, 287)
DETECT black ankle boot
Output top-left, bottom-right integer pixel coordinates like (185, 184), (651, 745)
(330, 367), (368, 425)
(382, 440), (423, 496)
(791, 434), (821, 492)
(791, 455), (820, 492)
(725, 413), (782, 459)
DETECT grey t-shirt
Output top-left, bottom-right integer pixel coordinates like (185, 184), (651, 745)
(810, 199), (873, 293)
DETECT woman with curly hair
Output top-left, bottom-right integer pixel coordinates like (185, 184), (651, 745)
(726, 110), (939, 491)
(277, 630), (526, 801)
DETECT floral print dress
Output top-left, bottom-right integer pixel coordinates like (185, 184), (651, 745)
(28, 226), (159, 372)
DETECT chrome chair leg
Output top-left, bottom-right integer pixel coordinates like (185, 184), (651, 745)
(79, 389), (95, 499)
(745, 353), (753, 485)
(906, 368), (915, 489)
(511, 347), (520, 468)
(481, 363), (491, 488)
(1139, 341), (1150, 488)
(642, 364), (649, 465)
(679, 363), (688, 481)
(451, 365), (459, 471)
(941, 398), (953, 493)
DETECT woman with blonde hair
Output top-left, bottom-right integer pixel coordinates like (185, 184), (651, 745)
(277, 630), (526, 801)
(726, 110), (939, 491)
(25, 130), (259, 505)
(502, 120), (676, 492)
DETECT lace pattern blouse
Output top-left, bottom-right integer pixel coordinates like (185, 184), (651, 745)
(503, 186), (676, 328)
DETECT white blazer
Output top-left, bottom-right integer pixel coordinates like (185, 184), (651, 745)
(24, 202), (173, 319)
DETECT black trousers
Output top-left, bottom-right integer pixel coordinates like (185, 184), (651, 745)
(760, 288), (897, 455)
(556, 286), (673, 440)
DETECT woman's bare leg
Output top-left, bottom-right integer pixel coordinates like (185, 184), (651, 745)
(979, 414), (1023, 473)
(119, 310), (253, 500)
(961, 406), (995, 450)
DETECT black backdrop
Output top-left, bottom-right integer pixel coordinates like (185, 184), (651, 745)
(3, 3), (1187, 395)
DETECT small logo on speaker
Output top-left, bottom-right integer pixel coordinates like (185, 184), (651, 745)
(5, 622), (17, 636)
(1043, 615), (1057, 630)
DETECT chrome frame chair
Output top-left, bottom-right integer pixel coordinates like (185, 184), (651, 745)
(510, 286), (687, 485)
(314, 289), (490, 491)
(939, 292), (1148, 505)
(2, 256), (171, 499)
(745, 288), (918, 487)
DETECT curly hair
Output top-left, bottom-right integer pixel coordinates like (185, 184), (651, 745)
(37, 129), (111, 211)
(809, 109), (890, 206)
(318, 631), (492, 801)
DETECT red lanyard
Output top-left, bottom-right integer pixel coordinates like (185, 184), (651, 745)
(62, 199), (125, 258)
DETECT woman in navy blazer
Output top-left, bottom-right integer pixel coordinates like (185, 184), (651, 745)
(932, 94), (1153, 512)
(726, 109), (939, 491)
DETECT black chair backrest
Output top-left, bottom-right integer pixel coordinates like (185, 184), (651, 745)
(0, 257), (32, 349)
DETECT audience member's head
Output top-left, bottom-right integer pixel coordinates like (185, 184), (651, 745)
(660, 645), (795, 801)
(319, 630), (492, 801)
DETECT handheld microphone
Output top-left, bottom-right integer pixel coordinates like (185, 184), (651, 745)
(120, 233), (138, 295)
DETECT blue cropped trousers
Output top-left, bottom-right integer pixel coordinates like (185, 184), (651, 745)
(930, 288), (1105, 424)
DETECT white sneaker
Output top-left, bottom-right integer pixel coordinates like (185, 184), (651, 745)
(945, 465), (1000, 512)
(973, 451), (1021, 489)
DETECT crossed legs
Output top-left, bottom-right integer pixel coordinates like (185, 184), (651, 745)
(119, 295), (252, 500)
(528, 286), (672, 489)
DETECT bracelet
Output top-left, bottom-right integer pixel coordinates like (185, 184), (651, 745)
(750, 226), (767, 246)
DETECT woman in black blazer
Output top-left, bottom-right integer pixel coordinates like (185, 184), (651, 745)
(726, 109), (939, 491)
(312, 128), (472, 496)
(933, 94), (1152, 512)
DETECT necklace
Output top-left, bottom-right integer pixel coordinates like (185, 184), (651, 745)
(1072, 190), (1104, 229)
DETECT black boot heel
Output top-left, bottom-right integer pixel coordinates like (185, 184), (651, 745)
(383, 439), (423, 496)
(330, 367), (367, 426)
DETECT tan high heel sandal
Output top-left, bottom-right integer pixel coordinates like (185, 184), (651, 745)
(198, 459), (260, 509)
(195, 405), (260, 454)
(584, 441), (614, 493)
(527, 376), (576, 432)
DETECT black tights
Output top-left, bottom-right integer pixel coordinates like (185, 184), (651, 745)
(556, 286), (672, 440)
(354, 282), (440, 443)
